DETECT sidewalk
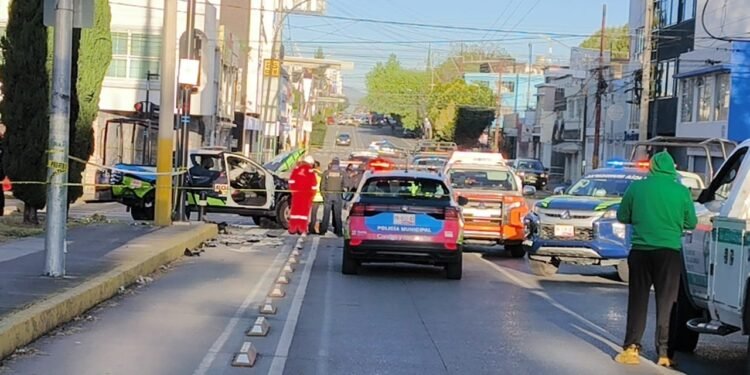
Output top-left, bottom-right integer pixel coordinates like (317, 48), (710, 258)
(0, 222), (217, 359)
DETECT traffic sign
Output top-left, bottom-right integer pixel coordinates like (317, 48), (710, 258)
(263, 59), (281, 77)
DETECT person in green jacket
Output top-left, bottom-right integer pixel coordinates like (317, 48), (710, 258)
(614, 151), (697, 368)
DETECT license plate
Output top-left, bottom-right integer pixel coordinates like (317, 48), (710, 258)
(393, 213), (415, 226)
(472, 210), (492, 218)
(554, 225), (575, 237)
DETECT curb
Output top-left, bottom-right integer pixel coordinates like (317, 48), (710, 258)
(0, 223), (218, 360)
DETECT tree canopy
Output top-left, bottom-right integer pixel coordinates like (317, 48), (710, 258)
(364, 54), (429, 128)
(579, 24), (630, 60)
(434, 43), (513, 82)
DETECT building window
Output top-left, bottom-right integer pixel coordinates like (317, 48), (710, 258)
(654, 60), (676, 98)
(715, 73), (730, 121)
(655, 0), (694, 27)
(680, 79), (693, 122)
(682, 0), (695, 21)
(107, 31), (161, 79)
(633, 27), (644, 60)
(502, 81), (515, 93)
(697, 76), (714, 122)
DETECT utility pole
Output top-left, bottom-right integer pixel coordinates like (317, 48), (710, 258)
(638, 0), (654, 144)
(580, 82), (589, 177)
(592, 4), (606, 170)
(526, 43), (533, 110)
(45, 0), (74, 277)
(494, 67), (503, 153)
(155, 0), (178, 226)
(175, 0), (197, 221)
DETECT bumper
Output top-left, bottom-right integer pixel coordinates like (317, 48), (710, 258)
(345, 240), (461, 265)
(525, 216), (630, 260)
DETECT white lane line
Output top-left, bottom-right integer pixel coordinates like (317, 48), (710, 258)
(315, 240), (334, 375)
(476, 254), (663, 371)
(268, 236), (320, 375)
(192, 240), (294, 375)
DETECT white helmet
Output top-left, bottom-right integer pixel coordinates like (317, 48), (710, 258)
(303, 155), (315, 165)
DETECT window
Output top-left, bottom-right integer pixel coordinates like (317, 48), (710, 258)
(654, 60), (676, 97)
(682, 0), (695, 21)
(362, 177), (449, 200)
(680, 79), (694, 122)
(715, 73), (730, 121)
(107, 31), (161, 79)
(633, 28), (645, 59)
(448, 169), (517, 191)
(655, 0), (694, 27)
(697, 76), (714, 121)
(502, 81), (515, 93)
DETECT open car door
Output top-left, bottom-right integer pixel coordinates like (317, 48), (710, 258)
(224, 153), (274, 210)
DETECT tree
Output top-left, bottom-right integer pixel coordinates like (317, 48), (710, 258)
(434, 44), (513, 83)
(579, 24), (630, 60)
(0, 0), (49, 223)
(314, 47), (325, 59)
(427, 79), (495, 139)
(68, 0), (112, 204)
(364, 54), (429, 128)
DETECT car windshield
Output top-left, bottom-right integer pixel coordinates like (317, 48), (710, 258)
(517, 160), (543, 170)
(338, 134), (350, 140)
(263, 150), (299, 172)
(448, 169), (517, 191)
(567, 175), (641, 197)
(413, 157), (446, 167)
(361, 177), (449, 201)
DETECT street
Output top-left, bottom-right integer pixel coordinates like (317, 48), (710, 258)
(1, 126), (747, 375)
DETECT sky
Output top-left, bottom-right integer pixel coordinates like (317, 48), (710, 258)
(286, 0), (630, 96)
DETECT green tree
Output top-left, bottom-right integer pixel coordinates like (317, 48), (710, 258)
(364, 54), (428, 128)
(579, 24), (630, 60)
(314, 47), (325, 59)
(68, 0), (112, 203)
(0, 0), (49, 223)
(434, 44), (513, 83)
(427, 79), (495, 139)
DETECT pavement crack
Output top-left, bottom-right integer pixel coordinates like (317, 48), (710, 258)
(403, 279), (449, 374)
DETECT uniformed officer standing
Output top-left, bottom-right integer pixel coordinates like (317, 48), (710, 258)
(320, 157), (345, 236)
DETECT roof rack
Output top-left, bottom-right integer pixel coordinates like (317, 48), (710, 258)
(628, 136), (737, 183)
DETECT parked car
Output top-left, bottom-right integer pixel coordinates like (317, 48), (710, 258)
(343, 170), (468, 279)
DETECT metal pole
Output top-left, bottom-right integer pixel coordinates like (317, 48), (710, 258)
(176, 0), (196, 221)
(592, 4), (606, 170)
(638, 0), (654, 143)
(581, 84), (589, 177)
(494, 69), (503, 153)
(526, 43), (532, 110)
(154, 0), (178, 226)
(44, 0), (74, 277)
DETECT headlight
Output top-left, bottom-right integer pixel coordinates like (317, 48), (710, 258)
(507, 202), (522, 210)
(601, 209), (617, 219)
(613, 223), (627, 239)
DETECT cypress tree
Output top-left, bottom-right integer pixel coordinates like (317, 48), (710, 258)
(0, 0), (49, 224)
(68, 0), (111, 203)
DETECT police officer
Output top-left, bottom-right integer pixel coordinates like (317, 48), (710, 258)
(320, 157), (345, 236)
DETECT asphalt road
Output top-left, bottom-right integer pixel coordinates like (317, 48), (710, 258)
(2, 126), (747, 375)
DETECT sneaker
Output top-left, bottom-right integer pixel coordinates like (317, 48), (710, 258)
(614, 345), (640, 365)
(656, 356), (677, 368)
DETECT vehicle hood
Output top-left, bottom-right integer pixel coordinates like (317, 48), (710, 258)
(536, 195), (620, 212)
(114, 164), (157, 184)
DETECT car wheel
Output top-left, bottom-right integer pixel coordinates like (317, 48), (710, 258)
(506, 244), (526, 258)
(527, 257), (559, 277)
(275, 196), (290, 229)
(130, 206), (146, 221)
(616, 260), (629, 283)
(341, 244), (359, 275)
(445, 251), (463, 280)
(668, 280), (701, 355)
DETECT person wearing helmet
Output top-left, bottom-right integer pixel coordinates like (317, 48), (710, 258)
(287, 155), (317, 235)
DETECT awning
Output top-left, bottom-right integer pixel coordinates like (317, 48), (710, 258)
(552, 141), (581, 154)
(674, 64), (731, 79)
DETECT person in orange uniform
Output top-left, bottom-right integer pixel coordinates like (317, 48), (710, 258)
(287, 155), (317, 235)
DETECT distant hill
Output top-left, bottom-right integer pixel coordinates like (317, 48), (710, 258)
(343, 85), (365, 108)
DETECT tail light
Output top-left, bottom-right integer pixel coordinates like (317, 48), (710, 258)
(350, 203), (366, 217)
(444, 207), (459, 221)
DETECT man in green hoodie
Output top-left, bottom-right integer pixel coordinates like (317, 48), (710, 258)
(614, 151), (697, 368)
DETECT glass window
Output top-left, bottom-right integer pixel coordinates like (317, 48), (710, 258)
(568, 176), (642, 197)
(362, 177), (449, 200)
(107, 58), (127, 78)
(670, 0), (679, 25)
(715, 73), (730, 121)
(683, 0), (695, 21)
(665, 61), (676, 96)
(680, 79), (694, 122)
(130, 34), (161, 58)
(129, 59), (160, 80)
(503, 81), (515, 93)
(111, 32), (128, 55)
(448, 169), (517, 191)
(697, 76), (714, 121)
(107, 31), (161, 79)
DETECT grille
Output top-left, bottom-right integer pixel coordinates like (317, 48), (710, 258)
(540, 224), (593, 241)
(541, 212), (595, 220)
(465, 201), (502, 210)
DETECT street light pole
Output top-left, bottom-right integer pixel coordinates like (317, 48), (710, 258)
(154, 0), (178, 226)
(44, 0), (74, 277)
(175, 0), (197, 221)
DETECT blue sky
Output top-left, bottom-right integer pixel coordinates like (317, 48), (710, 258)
(287, 0), (630, 93)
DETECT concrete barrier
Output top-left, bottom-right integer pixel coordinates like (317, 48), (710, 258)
(0, 223), (218, 359)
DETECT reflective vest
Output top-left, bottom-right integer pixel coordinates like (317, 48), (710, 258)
(313, 172), (323, 203)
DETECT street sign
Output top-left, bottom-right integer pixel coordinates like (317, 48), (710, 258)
(178, 59), (201, 86)
(263, 59), (281, 77)
(44, 0), (94, 28)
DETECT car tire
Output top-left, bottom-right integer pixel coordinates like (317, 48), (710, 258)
(527, 257), (559, 277)
(275, 196), (290, 229)
(506, 244), (526, 258)
(616, 260), (629, 283)
(130, 206), (146, 221)
(669, 281), (701, 355)
(341, 244), (359, 275)
(445, 252), (463, 280)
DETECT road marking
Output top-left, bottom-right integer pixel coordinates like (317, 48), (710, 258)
(475, 254), (663, 371)
(192, 241), (293, 375)
(268, 236), (320, 375)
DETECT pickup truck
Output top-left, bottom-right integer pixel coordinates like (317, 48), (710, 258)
(109, 148), (304, 225)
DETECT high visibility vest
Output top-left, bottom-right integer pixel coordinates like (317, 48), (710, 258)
(313, 172), (323, 203)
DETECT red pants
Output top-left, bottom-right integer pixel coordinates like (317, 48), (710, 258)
(288, 191), (314, 235)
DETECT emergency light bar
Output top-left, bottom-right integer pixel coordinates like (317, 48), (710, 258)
(606, 160), (650, 169)
(447, 151), (505, 166)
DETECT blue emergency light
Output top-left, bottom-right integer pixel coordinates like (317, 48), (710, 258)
(605, 159), (649, 169)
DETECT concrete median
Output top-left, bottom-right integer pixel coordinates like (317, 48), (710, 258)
(0, 223), (218, 359)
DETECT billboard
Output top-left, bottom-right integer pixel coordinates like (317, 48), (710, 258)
(281, 0), (326, 14)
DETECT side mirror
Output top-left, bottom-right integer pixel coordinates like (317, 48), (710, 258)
(457, 196), (469, 206)
(522, 185), (536, 196)
(697, 188), (713, 204)
(553, 186), (566, 195)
